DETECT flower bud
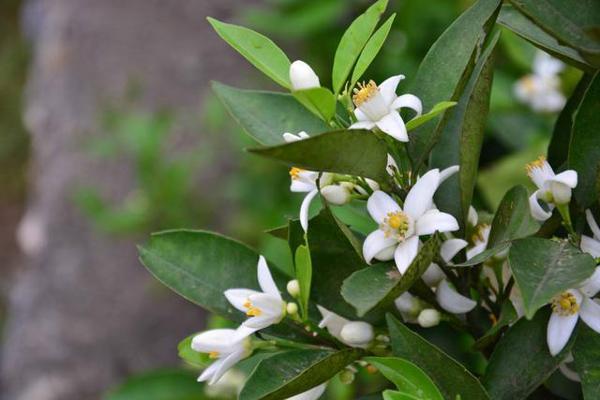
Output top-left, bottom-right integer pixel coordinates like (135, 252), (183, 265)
(339, 369), (355, 385)
(289, 60), (320, 91)
(550, 181), (572, 205)
(321, 184), (351, 205)
(340, 321), (374, 347)
(286, 302), (299, 315)
(417, 309), (441, 328)
(365, 178), (380, 192)
(394, 292), (422, 316)
(286, 279), (300, 297)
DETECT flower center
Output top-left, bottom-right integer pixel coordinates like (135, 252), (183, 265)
(525, 155), (547, 176)
(208, 351), (220, 359)
(521, 76), (536, 93)
(471, 224), (490, 244)
(289, 167), (304, 180)
(243, 299), (263, 317)
(552, 292), (579, 316)
(352, 80), (378, 107)
(381, 211), (410, 241)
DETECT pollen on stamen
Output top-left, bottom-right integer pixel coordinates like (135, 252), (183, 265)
(471, 224), (489, 244)
(246, 307), (262, 317)
(243, 300), (252, 309)
(208, 351), (220, 359)
(381, 211), (409, 240)
(352, 80), (378, 107)
(551, 292), (579, 316)
(525, 155), (547, 175)
(289, 167), (304, 180)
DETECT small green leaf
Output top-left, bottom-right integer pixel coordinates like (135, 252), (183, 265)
(249, 130), (389, 183)
(239, 349), (363, 400)
(387, 315), (490, 400)
(483, 308), (569, 400)
(405, 101), (457, 131)
(350, 13), (396, 87)
(365, 357), (444, 400)
(487, 185), (539, 248)
(573, 325), (600, 399)
(508, 237), (597, 319)
(341, 234), (442, 317)
(292, 87), (337, 122)
(332, 0), (388, 94)
(207, 18), (291, 88)
(178, 334), (210, 368)
(105, 369), (206, 400)
(212, 82), (330, 146)
(294, 244), (312, 319)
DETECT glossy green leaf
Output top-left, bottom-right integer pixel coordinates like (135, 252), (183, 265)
(239, 349), (363, 400)
(341, 234), (442, 317)
(292, 87), (337, 122)
(404, 101), (457, 131)
(178, 334), (210, 368)
(487, 185), (539, 248)
(407, 0), (501, 167)
(431, 31), (498, 233)
(294, 244), (312, 319)
(249, 130), (389, 183)
(508, 237), (597, 319)
(331, 0), (388, 94)
(350, 13), (396, 87)
(105, 369), (206, 400)
(573, 325), (600, 399)
(383, 390), (422, 400)
(497, 5), (594, 72)
(568, 71), (600, 209)
(483, 308), (569, 400)
(387, 315), (490, 400)
(208, 18), (291, 88)
(365, 357), (444, 400)
(212, 82), (330, 146)
(474, 301), (518, 350)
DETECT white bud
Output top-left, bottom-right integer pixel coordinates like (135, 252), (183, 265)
(467, 206), (478, 227)
(289, 60), (320, 91)
(286, 302), (299, 315)
(550, 181), (572, 205)
(286, 279), (300, 297)
(394, 292), (421, 316)
(321, 184), (351, 205)
(417, 309), (441, 328)
(365, 178), (380, 192)
(340, 321), (374, 347)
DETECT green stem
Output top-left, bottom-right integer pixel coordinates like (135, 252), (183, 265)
(556, 203), (579, 243)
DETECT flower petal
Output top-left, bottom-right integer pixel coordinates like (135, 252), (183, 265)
(422, 263), (446, 287)
(547, 311), (578, 356)
(375, 111), (408, 142)
(317, 305), (349, 339)
(291, 179), (316, 193)
(391, 94), (422, 116)
(367, 191), (401, 224)
(209, 349), (246, 385)
(415, 209), (459, 236)
(436, 279), (476, 314)
(394, 235), (419, 274)
(404, 169), (440, 220)
(378, 74), (405, 105)
(580, 297), (600, 334)
(287, 383), (328, 400)
(191, 329), (239, 353)
(439, 165), (459, 184)
(581, 235), (600, 258)
(300, 189), (319, 232)
(257, 255), (281, 300)
(363, 229), (397, 264)
(349, 120), (376, 130)
(440, 239), (468, 263)
(550, 170), (578, 188)
(580, 267), (600, 297)
(529, 190), (553, 221)
(586, 209), (600, 240)
(197, 359), (221, 383)
(224, 289), (260, 312)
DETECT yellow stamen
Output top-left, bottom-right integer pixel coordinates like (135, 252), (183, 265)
(289, 167), (304, 180)
(521, 76), (536, 92)
(526, 155), (547, 175)
(352, 80), (378, 107)
(208, 351), (220, 359)
(382, 211), (409, 240)
(246, 307), (263, 317)
(552, 292), (579, 316)
(471, 224), (490, 244)
(243, 300), (252, 309)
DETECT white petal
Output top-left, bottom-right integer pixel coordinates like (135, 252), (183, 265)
(375, 111), (408, 142)
(439, 165), (459, 184)
(422, 263), (446, 287)
(436, 279), (476, 314)
(283, 133), (301, 143)
(354, 108), (369, 122)
(394, 236), (419, 274)
(468, 206), (478, 226)
(257, 256), (281, 300)
(317, 305), (349, 338)
(528, 159), (555, 189)
(581, 267), (600, 297)
(287, 383), (327, 400)
(580, 235), (600, 258)
(395, 292), (418, 313)
(349, 120), (376, 130)
(550, 170), (578, 188)
(208, 349), (246, 385)
(362, 229), (397, 264)
(197, 359), (221, 383)
(378, 74), (405, 105)
(367, 191), (401, 224)
(547, 311), (578, 356)
(387, 154), (399, 176)
(415, 210), (459, 236)
(249, 293), (284, 317)
(529, 190), (553, 221)
(404, 169), (440, 220)
(440, 239), (468, 262)
(300, 189), (319, 232)
(391, 94), (422, 116)
(224, 289), (260, 312)
(289, 60), (320, 91)
(559, 361), (581, 382)
(586, 209), (600, 240)
(374, 244), (397, 261)
(466, 242), (487, 260)
(580, 297), (600, 334)
(291, 179), (316, 193)
(191, 329), (239, 353)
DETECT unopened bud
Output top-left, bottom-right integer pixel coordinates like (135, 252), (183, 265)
(286, 302), (299, 315)
(289, 60), (320, 91)
(340, 321), (374, 347)
(287, 279), (300, 297)
(418, 309), (441, 328)
(321, 184), (351, 205)
(394, 292), (422, 316)
(339, 369), (355, 385)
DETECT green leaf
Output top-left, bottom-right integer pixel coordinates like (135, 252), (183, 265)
(431, 31), (499, 233)
(387, 315), (490, 400)
(407, 0), (501, 167)
(365, 357), (444, 400)
(249, 130), (389, 183)
(474, 301), (518, 350)
(573, 325), (600, 399)
(294, 244), (312, 319)
(568, 71), (600, 209)
(341, 234), (442, 317)
(212, 82), (330, 146)
(178, 334), (210, 368)
(331, 0), (388, 94)
(292, 87), (337, 122)
(404, 102), (457, 131)
(508, 0), (600, 67)
(207, 18), (291, 88)
(350, 13), (396, 87)
(508, 237), (597, 319)
(497, 5), (595, 72)
(383, 390), (423, 400)
(482, 308), (569, 400)
(105, 369), (206, 400)
(239, 349), (363, 400)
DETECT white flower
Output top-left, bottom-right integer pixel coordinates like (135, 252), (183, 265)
(204, 369), (246, 397)
(362, 168), (459, 273)
(417, 309), (441, 328)
(423, 238), (468, 287)
(317, 305), (349, 339)
(224, 256), (286, 333)
(192, 328), (251, 385)
(349, 75), (422, 142)
(286, 383), (327, 400)
(514, 51), (565, 113)
(526, 156), (578, 221)
(340, 321), (374, 348)
(289, 60), (320, 91)
(547, 285), (600, 356)
(581, 209), (600, 258)
(320, 183), (353, 205)
(466, 223), (491, 260)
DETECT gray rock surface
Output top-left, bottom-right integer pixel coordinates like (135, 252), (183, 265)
(1, 1), (250, 399)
